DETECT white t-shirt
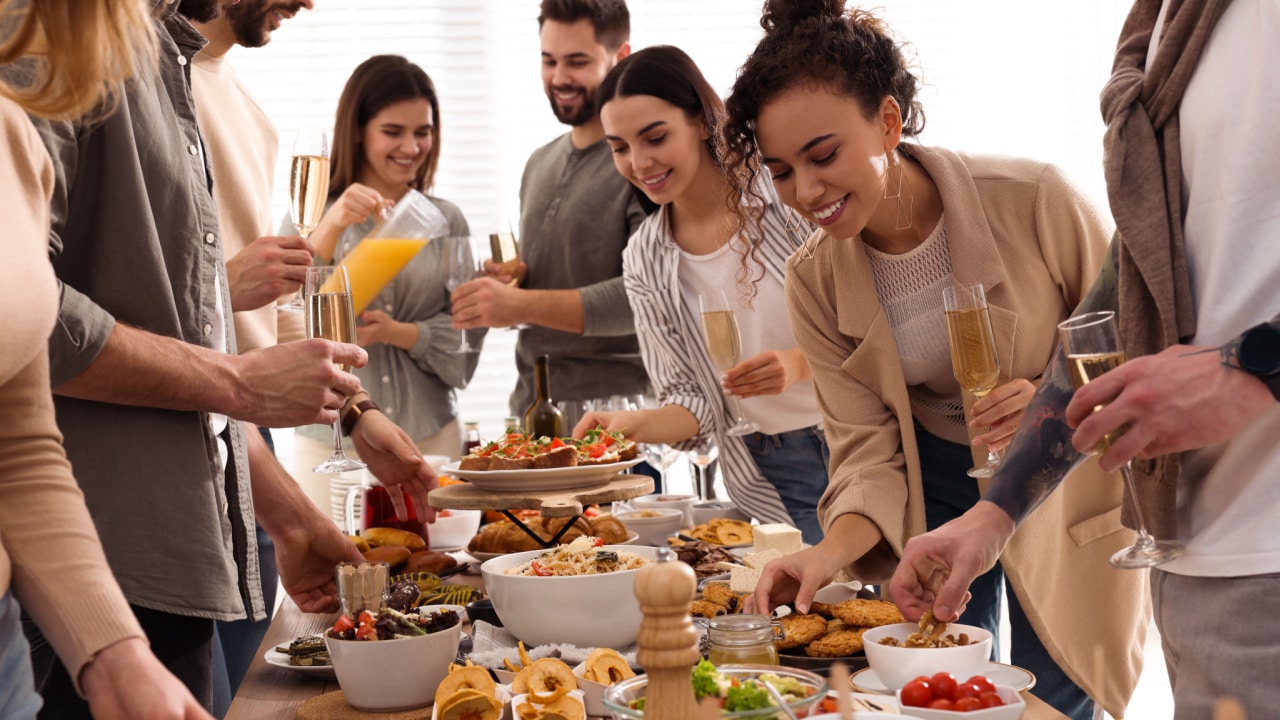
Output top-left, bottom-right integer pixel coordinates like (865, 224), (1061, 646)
(1149, 0), (1280, 577)
(677, 238), (822, 435)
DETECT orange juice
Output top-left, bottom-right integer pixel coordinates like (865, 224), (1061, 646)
(338, 237), (429, 313)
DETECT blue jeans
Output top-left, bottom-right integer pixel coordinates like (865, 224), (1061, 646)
(0, 592), (41, 720)
(917, 427), (1093, 720)
(742, 425), (829, 544)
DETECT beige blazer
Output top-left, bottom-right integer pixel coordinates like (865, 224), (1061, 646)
(786, 144), (1149, 717)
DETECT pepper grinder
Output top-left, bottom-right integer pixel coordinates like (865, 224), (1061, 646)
(634, 547), (700, 720)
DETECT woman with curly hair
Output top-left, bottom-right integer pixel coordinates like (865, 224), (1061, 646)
(727, 1), (1148, 717)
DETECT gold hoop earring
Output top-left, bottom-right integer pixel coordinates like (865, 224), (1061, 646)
(883, 150), (914, 231)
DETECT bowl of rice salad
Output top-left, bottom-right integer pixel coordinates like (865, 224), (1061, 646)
(481, 536), (659, 649)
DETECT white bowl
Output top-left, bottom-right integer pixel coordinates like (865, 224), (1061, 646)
(481, 545), (660, 649)
(325, 604), (464, 712)
(861, 622), (993, 691)
(690, 500), (751, 527)
(631, 493), (697, 527)
(895, 684), (1025, 719)
(613, 509), (683, 546)
(427, 509), (482, 550)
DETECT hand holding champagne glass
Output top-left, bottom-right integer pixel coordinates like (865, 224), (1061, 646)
(305, 265), (366, 473)
(489, 230), (521, 287)
(281, 129), (330, 311)
(1058, 311), (1185, 568)
(699, 289), (759, 436)
(943, 282), (1002, 477)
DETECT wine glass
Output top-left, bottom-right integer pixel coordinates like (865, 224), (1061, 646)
(489, 230), (520, 287)
(698, 289), (759, 436)
(643, 443), (680, 496)
(689, 435), (719, 500)
(304, 265), (366, 474)
(444, 235), (479, 353)
(942, 282), (1001, 478)
(281, 129), (331, 311)
(1058, 311), (1185, 569)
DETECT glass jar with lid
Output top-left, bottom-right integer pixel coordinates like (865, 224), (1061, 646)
(706, 613), (783, 666)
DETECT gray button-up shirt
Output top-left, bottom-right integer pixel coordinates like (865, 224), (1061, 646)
(27, 7), (261, 621)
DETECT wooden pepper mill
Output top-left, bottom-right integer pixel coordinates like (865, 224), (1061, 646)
(634, 547), (700, 720)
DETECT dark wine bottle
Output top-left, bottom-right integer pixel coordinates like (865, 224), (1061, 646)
(523, 355), (564, 438)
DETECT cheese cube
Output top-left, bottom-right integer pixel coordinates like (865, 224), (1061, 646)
(752, 523), (802, 556)
(742, 549), (782, 570)
(729, 564), (764, 594)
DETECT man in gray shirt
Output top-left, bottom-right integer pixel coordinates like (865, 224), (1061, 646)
(451, 0), (649, 416)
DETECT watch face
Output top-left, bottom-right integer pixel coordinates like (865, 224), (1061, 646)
(1241, 324), (1280, 375)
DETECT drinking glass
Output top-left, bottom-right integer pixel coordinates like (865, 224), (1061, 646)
(689, 435), (719, 500)
(643, 443), (680, 496)
(489, 230), (521, 287)
(444, 235), (480, 353)
(281, 129), (331, 311)
(942, 282), (1001, 478)
(698, 289), (759, 436)
(1058, 311), (1185, 568)
(305, 265), (366, 473)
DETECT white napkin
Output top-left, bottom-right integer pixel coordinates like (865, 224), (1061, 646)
(467, 621), (638, 669)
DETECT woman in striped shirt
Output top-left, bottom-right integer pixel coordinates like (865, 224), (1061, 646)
(575, 45), (830, 543)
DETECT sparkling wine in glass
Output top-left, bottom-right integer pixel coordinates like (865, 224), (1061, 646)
(305, 265), (365, 474)
(699, 289), (758, 436)
(489, 230), (520, 287)
(1058, 311), (1185, 569)
(943, 282), (1002, 478)
(281, 128), (330, 311)
(444, 235), (479, 353)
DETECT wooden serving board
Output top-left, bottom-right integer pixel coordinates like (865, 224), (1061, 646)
(295, 690), (431, 720)
(427, 473), (653, 518)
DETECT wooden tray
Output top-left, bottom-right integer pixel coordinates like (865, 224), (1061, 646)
(427, 473), (653, 518)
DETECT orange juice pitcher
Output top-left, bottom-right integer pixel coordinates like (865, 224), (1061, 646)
(339, 190), (448, 313)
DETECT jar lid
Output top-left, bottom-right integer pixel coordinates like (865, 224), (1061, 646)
(708, 613), (773, 633)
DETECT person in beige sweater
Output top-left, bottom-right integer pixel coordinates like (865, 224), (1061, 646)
(0, 1), (211, 718)
(722, 2), (1148, 718)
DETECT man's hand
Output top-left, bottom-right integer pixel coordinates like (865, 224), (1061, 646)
(226, 234), (316, 312)
(888, 502), (1012, 622)
(274, 515), (365, 613)
(81, 637), (214, 720)
(970, 378), (1036, 452)
(723, 348), (810, 399)
(451, 276), (526, 329)
(481, 257), (527, 286)
(1066, 344), (1275, 473)
(351, 410), (438, 523)
(229, 339), (366, 427)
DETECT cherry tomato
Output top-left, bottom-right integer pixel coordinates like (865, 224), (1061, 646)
(818, 697), (838, 713)
(332, 614), (355, 634)
(355, 624), (377, 641)
(900, 678), (933, 708)
(927, 698), (956, 711)
(954, 681), (984, 701)
(357, 610), (376, 627)
(978, 691), (1004, 708)
(929, 672), (958, 701)
(953, 697), (982, 712)
(966, 676), (997, 695)
(530, 560), (551, 576)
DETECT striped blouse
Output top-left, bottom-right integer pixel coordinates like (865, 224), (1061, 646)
(621, 187), (812, 526)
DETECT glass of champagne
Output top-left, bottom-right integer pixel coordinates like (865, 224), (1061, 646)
(1058, 311), (1185, 568)
(699, 289), (759, 436)
(689, 435), (719, 500)
(305, 265), (366, 474)
(281, 129), (331, 311)
(489, 230), (520, 287)
(444, 235), (479, 353)
(943, 282), (1002, 478)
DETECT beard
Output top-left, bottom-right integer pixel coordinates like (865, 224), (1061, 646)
(226, 1), (302, 48)
(177, 0), (221, 23)
(545, 83), (597, 127)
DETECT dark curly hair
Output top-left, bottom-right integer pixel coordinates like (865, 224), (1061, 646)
(723, 0), (925, 241)
(538, 0), (630, 52)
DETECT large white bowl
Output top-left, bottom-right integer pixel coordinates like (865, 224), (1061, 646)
(613, 509), (683, 546)
(481, 545), (659, 649)
(862, 622), (993, 691)
(427, 509), (482, 550)
(324, 604), (464, 712)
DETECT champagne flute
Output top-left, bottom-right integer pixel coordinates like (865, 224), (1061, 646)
(305, 265), (366, 473)
(689, 435), (719, 500)
(643, 442), (679, 496)
(1058, 311), (1185, 568)
(489, 229), (520, 287)
(444, 235), (479, 353)
(942, 282), (1002, 478)
(699, 289), (759, 436)
(281, 129), (331, 311)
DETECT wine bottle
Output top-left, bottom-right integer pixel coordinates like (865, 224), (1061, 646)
(523, 355), (564, 438)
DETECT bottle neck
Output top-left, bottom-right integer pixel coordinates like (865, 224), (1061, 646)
(534, 357), (552, 400)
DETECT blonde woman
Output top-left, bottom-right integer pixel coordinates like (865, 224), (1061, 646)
(1, 1), (211, 717)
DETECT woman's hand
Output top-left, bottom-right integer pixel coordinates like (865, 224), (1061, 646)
(745, 543), (844, 615)
(321, 183), (388, 232)
(723, 348), (811, 399)
(970, 378), (1036, 452)
(573, 409), (644, 440)
(356, 309), (417, 350)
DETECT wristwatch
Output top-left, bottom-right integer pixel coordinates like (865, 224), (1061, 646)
(1238, 323), (1280, 402)
(340, 398), (380, 436)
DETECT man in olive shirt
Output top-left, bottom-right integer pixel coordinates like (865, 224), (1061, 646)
(450, 0), (649, 416)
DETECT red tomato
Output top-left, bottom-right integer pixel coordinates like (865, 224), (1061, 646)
(817, 697), (838, 713)
(954, 681), (984, 701)
(927, 698), (956, 711)
(953, 697), (982, 712)
(355, 624), (377, 641)
(584, 442), (607, 458)
(900, 678), (933, 708)
(966, 676), (997, 695)
(549, 437), (566, 449)
(978, 692), (1005, 708)
(530, 560), (551, 576)
(592, 537), (605, 547)
(357, 610), (376, 627)
(332, 614), (355, 634)
(929, 672), (958, 701)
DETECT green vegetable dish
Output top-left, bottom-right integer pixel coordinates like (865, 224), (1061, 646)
(628, 660), (819, 716)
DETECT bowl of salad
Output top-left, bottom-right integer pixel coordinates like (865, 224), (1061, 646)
(602, 660), (828, 718)
(324, 604), (464, 712)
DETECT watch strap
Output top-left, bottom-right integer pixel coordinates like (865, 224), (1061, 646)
(1239, 323), (1280, 402)
(340, 399), (380, 436)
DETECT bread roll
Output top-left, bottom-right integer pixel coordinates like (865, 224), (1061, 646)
(404, 550), (458, 575)
(362, 527), (427, 552)
(363, 544), (411, 570)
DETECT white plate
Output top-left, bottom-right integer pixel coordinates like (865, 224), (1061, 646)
(264, 647), (335, 678)
(467, 532), (639, 563)
(441, 458), (643, 492)
(849, 661), (1035, 695)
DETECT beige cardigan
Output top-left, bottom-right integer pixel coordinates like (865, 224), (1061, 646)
(786, 144), (1149, 717)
